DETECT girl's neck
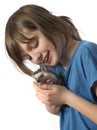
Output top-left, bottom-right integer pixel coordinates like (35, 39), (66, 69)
(60, 38), (80, 69)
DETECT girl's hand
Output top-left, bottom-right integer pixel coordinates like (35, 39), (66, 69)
(33, 82), (70, 105)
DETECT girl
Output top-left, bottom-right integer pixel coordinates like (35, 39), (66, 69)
(5, 4), (97, 130)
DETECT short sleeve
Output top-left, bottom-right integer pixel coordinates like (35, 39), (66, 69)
(81, 45), (97, 102)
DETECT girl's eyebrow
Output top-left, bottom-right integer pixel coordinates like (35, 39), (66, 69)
(26, 35), (38, 42)
(23, 36), (38, 51)
(22, 29), (39, 39)
(30, 36), (38, 41)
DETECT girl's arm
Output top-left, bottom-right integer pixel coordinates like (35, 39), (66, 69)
(33, 82), (97, 124)
(65, 88), (97, 124)
(45, 85), (97, 123)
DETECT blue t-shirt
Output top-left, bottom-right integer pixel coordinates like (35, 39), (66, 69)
(46, 40), (97, 130)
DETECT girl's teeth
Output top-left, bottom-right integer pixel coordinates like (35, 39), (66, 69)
(45, 57), (48, 63)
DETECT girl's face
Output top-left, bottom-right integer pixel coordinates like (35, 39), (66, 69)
(18, 30), (63, 66)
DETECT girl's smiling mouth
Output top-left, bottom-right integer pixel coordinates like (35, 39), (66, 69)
(43, 51), (49, 64)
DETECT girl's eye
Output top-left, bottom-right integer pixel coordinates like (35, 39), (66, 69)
(31, 40), (38, 48)
(28, 39), (39, 50)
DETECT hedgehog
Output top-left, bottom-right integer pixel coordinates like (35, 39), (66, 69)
(32, 68), (64, 85)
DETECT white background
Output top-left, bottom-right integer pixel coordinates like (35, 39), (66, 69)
(0, 0), (97, 130)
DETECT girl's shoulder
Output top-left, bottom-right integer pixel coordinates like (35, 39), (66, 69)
(75, 40), (97, 58)
(79, 40), (97, 51)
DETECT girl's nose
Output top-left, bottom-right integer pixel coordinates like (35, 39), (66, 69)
(30, 53), (43, 64)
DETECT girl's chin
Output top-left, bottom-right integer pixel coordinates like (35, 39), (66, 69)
(44, 56), (59, 66)
(50, 60), (59, 66)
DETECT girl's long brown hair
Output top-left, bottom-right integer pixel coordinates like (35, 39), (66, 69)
(5, 4), (81, 76)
